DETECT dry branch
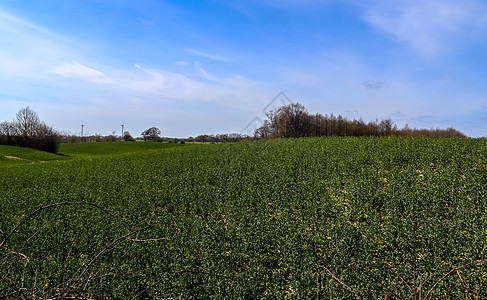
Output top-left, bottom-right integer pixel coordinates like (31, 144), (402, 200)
(321, 265), (361, 299)
(425, 260), (484, 299)
(0, 201), (133, 249)
(62, 225), (150, 298)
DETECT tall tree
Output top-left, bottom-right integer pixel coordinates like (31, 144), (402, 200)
(265, 103), (311, 138)
(141, 127), (161, 141)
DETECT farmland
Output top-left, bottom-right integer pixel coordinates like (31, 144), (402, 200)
(1, 137), (487, 299)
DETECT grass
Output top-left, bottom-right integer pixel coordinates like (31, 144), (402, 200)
(0, 142), (182, 166)
(58, 141), (184, 157)
(1, 137), (487, 299)
(0, 145), (68, 166)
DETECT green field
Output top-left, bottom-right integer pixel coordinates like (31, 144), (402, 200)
(58, 141), (183, 157)
(0, 145), (68, 166)
(1, 138), (487, 299)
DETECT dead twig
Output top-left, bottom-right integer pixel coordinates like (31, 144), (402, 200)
(62, 225), (150, 298)
(321, 265), (361, 299)
(19, 218), (53, 253)
(1, 202), (81, 248)
(1, 201), (131, 249)
(126, 237), (169, 242)
(397, 272), (413, 296)
(425, 260), (484, 299)
(8, 251), (29, 261)
(130, 270), (189, 300)
(46, 296), (95, 300)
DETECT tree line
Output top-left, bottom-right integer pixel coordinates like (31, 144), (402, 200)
(255, 103), (466, 139)
(0, 104), (467, 154)
(0, 107), (60, 153)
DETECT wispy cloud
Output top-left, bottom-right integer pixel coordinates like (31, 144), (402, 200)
(130, 64), (208, 99)
(175, 60), (190, 66)
(0, 9), (65, 40)
(134, 64), (165, 80)
(116, 64), (263, 108)
(362, 80), (384, 89)
(128, 64), (212, 100)
(194, 62), (222, 82)
(363, 0), (487, 57)
(0, 8), (75, 80)
(186, 49), (229, 62)
(249, 0), (330, 9)
(49, 62), (112, 83)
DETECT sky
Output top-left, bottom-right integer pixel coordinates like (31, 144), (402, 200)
(1, 0), (487, 138)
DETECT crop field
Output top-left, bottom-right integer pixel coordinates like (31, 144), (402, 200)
(1, 137), (487, 299)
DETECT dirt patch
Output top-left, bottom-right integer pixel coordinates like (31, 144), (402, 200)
(4, 155), (23, 160)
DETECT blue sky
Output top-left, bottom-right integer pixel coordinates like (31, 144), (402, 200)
(1, 0), (487, 137)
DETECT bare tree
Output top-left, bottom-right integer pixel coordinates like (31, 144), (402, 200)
(0, 107), (59, 153)
(16, 106), (41, 137)
(254, 120), (272, 139)
(0, 121), (16, 136)
(379, 119), (396, 136)
(263, 103), (311, 138)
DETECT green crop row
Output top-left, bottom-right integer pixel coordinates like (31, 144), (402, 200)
(1, 137), (487, 299)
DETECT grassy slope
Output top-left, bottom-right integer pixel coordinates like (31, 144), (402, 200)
(0, 145), (68, 166)
(1, 137), (487, 298)
(0, 142), (182, 166)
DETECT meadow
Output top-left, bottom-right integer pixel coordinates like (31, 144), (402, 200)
(1, 137), (487, 299)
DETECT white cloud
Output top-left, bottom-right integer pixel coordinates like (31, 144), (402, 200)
(362, 80), (384, 89)
(128, 64), (213, 101)
(49, 62), (112, 83)
(131, 64), (198, 97)
(0, 9), (65, 40)
(363, 0), (487, 57)
(194, 62), (222, 83)
(134, 64), (165, 80)
(175, 60), (190, 66)
(186, 49), (229, 62)
(0, 8), (77, 81)
(249, 0), (334, 8)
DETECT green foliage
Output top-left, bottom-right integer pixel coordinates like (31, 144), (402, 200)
(1, 137), (486, 298)
(123, 131), (136, 142)
(141, 127), (161, 142)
